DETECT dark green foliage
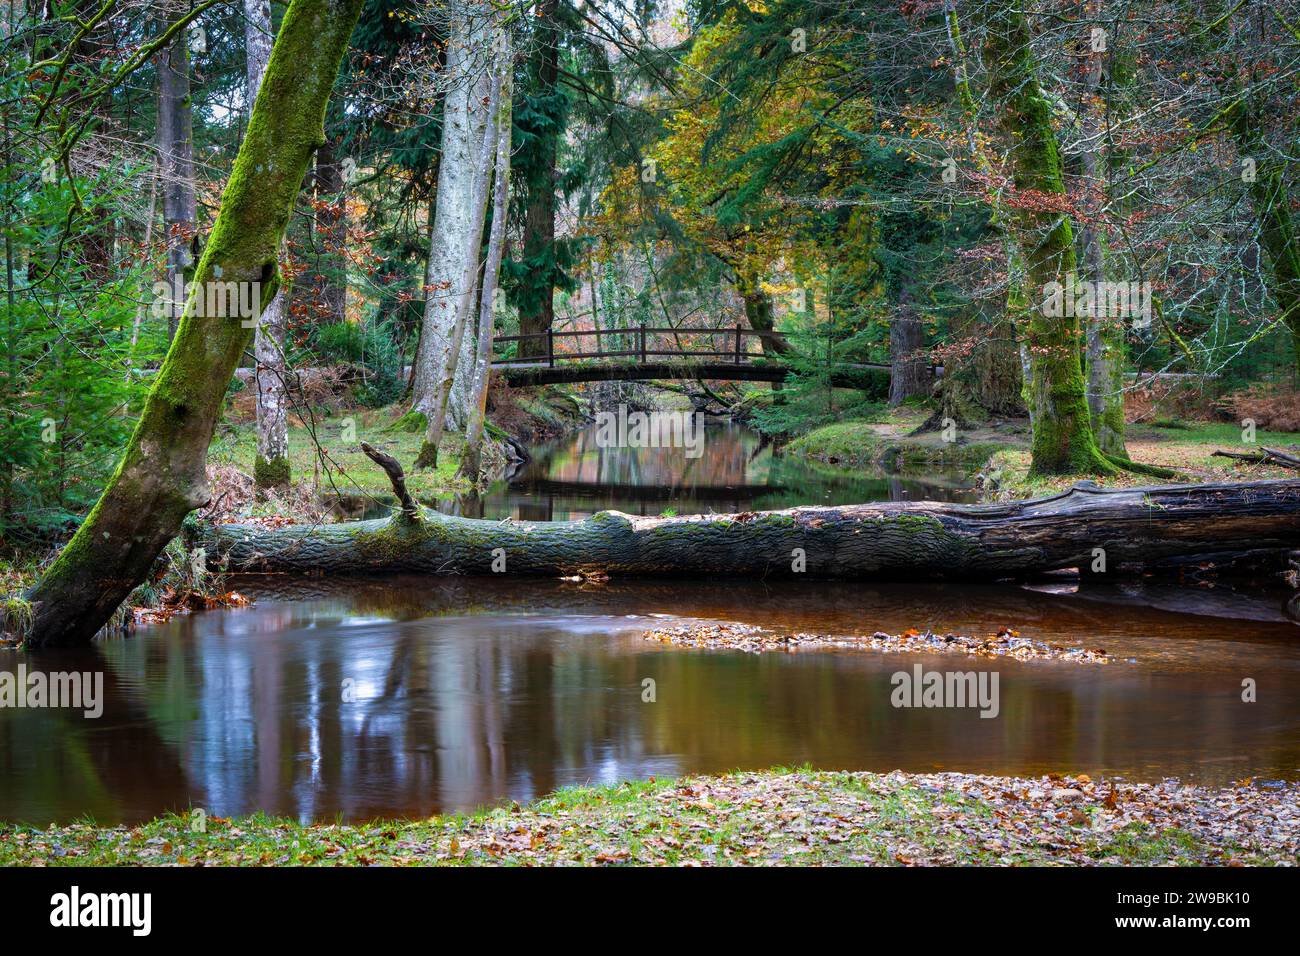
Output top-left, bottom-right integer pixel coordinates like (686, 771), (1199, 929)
(308, 319), (405, 407)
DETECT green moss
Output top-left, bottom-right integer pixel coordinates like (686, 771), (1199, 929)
(386, 411), (428, 434)
(254, 455), (290, 489)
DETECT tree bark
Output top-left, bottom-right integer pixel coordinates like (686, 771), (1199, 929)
(244, 0), (290, 490)
(888, 283), (928, 406)
(735, 271), (790, 356)
(25, 0), (368, 648)
(460, 26), (514, 482)
(157, 23), (196, 343)
(199, 478), (1300, 580)
(311, 136), (347, 324)
(1078, 13), (1127, 457)
(410, 0), (496, 468)
(981, 0), (1114, 476)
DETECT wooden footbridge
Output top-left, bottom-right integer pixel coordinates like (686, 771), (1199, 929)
(491, 325), (900, 389)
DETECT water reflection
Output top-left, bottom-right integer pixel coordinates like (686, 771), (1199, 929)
(336, 422), (976, 521)
(3, 576), (1298, 825)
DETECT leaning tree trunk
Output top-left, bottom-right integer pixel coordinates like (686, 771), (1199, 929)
(982, 0), (1113, 476)
(410, 0), (496, 469)
(244, 0), (290, 490)
(460, 27), (514, 483)
(200, 478), (1300, 580)
(157, 23), (196, 343)
(24, 0), (368, 648)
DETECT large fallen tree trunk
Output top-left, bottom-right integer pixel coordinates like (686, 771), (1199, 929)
(198, 478), (1300, 581)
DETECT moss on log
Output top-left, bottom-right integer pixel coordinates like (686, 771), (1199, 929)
(198, 479), (1300, 581)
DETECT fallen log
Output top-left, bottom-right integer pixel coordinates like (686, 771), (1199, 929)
(1211, 447), (1300, 470)
(197, 478), (1300, 581)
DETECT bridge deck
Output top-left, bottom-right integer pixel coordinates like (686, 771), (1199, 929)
(490, 325), (898, 387)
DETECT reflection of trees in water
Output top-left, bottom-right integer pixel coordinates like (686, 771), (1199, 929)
(7, 573), (1300, 824)
(481, 423), (977, 521)
(0, 646), (191, 824)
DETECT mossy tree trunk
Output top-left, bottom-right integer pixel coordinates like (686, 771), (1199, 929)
(888, 282), (928, 406)
(244, 0), (290, 491)
(735, 271), (789, 356)
(981, 0), (1114, 476)
(25, 0), (368, 648)
(516, 0), (560, 361)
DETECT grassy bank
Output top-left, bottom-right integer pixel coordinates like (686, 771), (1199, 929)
(982, 421), (1300, 500)
(208, 410), (470, 508)
(775, 405), (1300, 500)
(780, 406), (1023, 472)
(2, 769), (1294, 866)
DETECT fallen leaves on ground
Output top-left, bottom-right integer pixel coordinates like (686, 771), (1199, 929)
(3, 769), (1294, 867)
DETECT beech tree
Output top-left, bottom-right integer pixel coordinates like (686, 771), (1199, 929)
(980, 0), (1115, 475)
(244, 0), (291, 490)
(409, 0), (496, 469)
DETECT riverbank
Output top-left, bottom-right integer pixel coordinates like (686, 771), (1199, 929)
(777, 406), (1300, 499)
(2, 768), (1294, 866)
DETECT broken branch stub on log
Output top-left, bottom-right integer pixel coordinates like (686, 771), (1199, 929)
(198, 478), (1300, 581)
(359, 441), (419, 519)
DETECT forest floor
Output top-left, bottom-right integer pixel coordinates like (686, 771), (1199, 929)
(984, 421), (1300, 500)
(2, 768), (1295, 866)
(207, 409), (471, 519)
(781, 406), (1300, 500)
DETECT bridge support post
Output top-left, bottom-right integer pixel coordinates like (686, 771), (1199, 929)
(639, 322), (646, 363)
(548, 328), (554, 368)
(735, 324), (742, 363)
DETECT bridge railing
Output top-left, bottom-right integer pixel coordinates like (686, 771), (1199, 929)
(492, 324), (774, 368)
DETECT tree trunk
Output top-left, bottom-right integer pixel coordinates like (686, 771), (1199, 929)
(244, 0), (290, 490)
(199, 478), (1300, 580)
(888, 283), (928, 406)
(157, 24), (196, 343)
(311, 136), (347, 324)
(25, 0), (368, 648)
(410, 0), (496, 469)
(981, 0), (1113, 476)
(460, 27), (514, 483)
(736, 271), (789, 356)
(1078, 15), (1127, 457)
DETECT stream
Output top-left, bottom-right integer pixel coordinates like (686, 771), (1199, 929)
(2, 422), (1297, 825)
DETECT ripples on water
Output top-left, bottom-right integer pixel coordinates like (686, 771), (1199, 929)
(2, 425), (1297, 824)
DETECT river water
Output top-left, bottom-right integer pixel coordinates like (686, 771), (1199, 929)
(2, 423), (1298, 825)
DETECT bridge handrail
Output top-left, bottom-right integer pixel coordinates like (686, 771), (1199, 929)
(491, 323), (775, 367)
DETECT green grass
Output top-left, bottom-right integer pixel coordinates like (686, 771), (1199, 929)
(0, 769), (1280, 867)
(786, 419), (1014, 471)
(208, 411), (470, 504)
